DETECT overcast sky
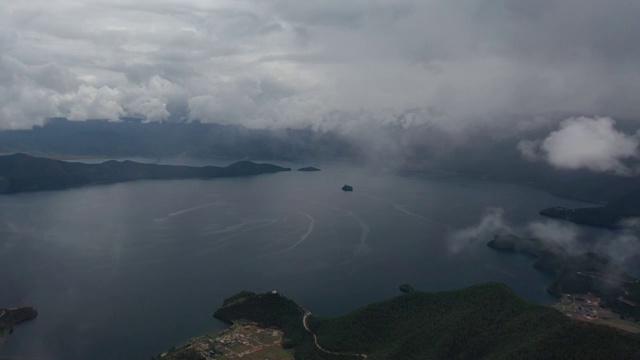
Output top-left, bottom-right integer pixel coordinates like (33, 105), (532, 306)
(1, 0), (639, 130)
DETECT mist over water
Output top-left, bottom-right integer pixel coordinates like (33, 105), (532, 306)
(0, 159), (614, 359)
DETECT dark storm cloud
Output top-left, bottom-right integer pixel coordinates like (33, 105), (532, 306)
(1, 0), (639, 129)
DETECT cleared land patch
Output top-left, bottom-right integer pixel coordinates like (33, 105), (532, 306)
(158, 322), (294, 360)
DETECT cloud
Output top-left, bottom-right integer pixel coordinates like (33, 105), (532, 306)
(516, 139), (542, 162)
(2, 1), (640, 129)
(447, 208), (582, 254)
(595, 218), (640, 265)
(448, 208), (512, 253)
(526, 220), (581, 253)
(449, 207), (640, 266)
(518, 117), (639, 175)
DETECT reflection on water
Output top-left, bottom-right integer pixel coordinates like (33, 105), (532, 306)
(0, 160), (607, 359)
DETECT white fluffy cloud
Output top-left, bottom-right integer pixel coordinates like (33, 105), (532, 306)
(518, 117), (639, 175)
(2, 0), (640, 129)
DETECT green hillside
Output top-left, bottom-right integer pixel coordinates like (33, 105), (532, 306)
(302, 283), (640, 359)
(161, 284), (640, 359)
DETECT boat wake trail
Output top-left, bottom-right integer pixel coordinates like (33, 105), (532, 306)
(168, 201), (222, 217)
(283, 212), (316, 252)
(186, 219), (280, 257)
(67, 195), (109, 207)
(358, 193), (453, 230)
(347, 211), (371, 256)
(154, 201), (223, 221)
(252, 212), (317, 259)
(318, 202), (371, 256)
(200, 219), (279, 238)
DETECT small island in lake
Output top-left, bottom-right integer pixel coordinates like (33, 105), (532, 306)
(297, 166), (321, 172)
(157, 284), (640, 359)
(488, 234), (640, 331)
(0, 307), (38, 342)
(341, 184), (353, 192)
(0, 153), (291, 194)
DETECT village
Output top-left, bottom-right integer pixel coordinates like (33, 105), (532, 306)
(554, 293), (640, 334)
(554, 293), (601, 321)
(160, 322), (294, 360)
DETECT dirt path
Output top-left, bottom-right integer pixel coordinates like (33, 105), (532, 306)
(303, 311), (367, 359)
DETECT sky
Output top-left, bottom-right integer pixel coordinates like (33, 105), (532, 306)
(1, 0), (640, 132)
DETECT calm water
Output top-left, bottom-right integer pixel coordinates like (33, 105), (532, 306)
(0, 159), (609, 359)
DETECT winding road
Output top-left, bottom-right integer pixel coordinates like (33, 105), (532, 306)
(303, 311), (368, 359)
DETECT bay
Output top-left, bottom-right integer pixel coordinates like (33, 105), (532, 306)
(0, 159), (612, 359)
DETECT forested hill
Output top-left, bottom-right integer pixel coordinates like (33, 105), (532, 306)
(164, 283), (640, 359)
(304, 283), (640, 359)
(0, 153), (290, 194)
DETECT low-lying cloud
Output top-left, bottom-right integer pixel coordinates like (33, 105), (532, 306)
(447, 208), (580, 254)
(448, 208), (512, 253)
(449, 207), (640, 272)
(526, 220), (580, 253)
(518, 117), (639, 175)
(595, 218), (640, 266)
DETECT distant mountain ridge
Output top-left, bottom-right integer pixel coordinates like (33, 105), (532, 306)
(0, 153), (290, 194)
(3, 117), (640, 206)
(0, 118), (355, 160)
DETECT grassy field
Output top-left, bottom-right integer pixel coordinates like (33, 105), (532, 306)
(219, 346), (294, 360)
(596, 318), (640, 333)
(253, 329), (280, 344)
(553, 295), (640, 334)
(553, 297), (574, 313)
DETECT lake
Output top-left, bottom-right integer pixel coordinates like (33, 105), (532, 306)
(0, 159), (615, 359)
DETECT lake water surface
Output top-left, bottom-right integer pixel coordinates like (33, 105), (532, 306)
(0, 159), (609, 359)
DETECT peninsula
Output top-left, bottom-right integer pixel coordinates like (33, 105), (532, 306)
(0, 153), (291, 194)
(488, 234), (640, 329)
(539, 206), (640, 229)
(157, 284), (640, 359)
(0, 307), (38, 342)
(539, 187), (640, 228)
